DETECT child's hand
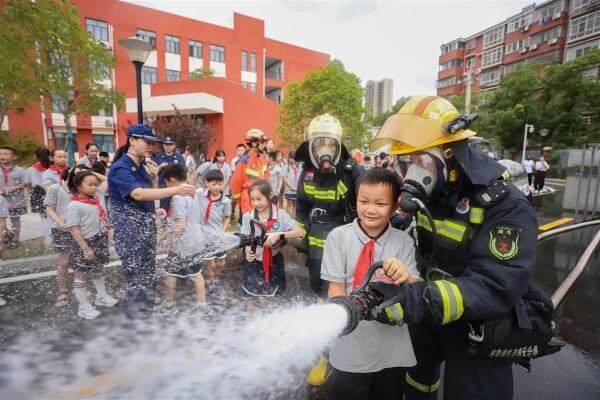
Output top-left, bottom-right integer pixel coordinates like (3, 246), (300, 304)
(245, 247), (256, 262)
(155, 208), (167, 218)
(263, 232), (281, 248)
(382, 257), (413, 285)
(83, 246), (95, 260)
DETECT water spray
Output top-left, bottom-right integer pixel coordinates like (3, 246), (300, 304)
(329, 262), (406, 335)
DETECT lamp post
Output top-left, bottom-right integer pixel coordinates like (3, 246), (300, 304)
(118, 35), (154, 123)
(522, 123), (535, 163)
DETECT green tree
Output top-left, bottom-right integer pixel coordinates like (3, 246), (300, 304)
(369, 97), (410, 127)
(541, 49), (600, 147)
(0, 0), (124, 163)
(278, 60), (368, 149)
(481, 62), (543, 150)
(189, 68), (215, 80)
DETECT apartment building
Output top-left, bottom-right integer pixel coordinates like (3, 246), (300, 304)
(365, 78), (394, 116)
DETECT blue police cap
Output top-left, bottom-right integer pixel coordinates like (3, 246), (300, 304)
(127, 124), (163, 143)
(163, 136), (176, 144)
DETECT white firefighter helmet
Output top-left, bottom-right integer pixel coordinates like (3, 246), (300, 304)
(307, 113), (343, 170)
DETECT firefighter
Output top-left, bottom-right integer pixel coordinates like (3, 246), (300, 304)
(294, 113), (363, 297)
(230, 129), (269, 217)
(370, 96), (551, 400)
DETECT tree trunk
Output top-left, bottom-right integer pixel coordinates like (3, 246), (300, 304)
(64, 114), (76, 166)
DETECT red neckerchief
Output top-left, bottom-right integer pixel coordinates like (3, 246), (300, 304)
(71, 194), (108, 231)
(1, 166), (14, 185)
(50, 164), (67, 175)
(254, 206), (278, 286)
(204, 189), (223, 224)
(352, 222), (388, 290)
(166, 197), (173, 218)
(33, 162), (48, 172)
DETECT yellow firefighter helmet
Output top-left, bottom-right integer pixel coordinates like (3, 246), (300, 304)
(307, 113), (343, 168)
(370, 95), (477, 155)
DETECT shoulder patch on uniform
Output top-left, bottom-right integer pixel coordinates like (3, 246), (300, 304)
(304, 171), (314, 181)
(489, 227), (520, 260)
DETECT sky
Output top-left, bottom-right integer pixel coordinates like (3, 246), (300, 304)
(125, 0), (534, 102)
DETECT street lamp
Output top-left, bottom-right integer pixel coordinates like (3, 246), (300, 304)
(522, 123), (535, 163)
(118, 35), (154, 123)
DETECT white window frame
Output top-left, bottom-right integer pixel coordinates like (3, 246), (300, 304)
(189, 40), (202, 58)
(569, 10), (600, 41)
(482, 47), (503, 68)
(210, 45), (225, 63)
(483, 25), (505, 49)
(165, 35), (180, 55)
(507, 13), (532, 33)
(480, 68), (501, 86)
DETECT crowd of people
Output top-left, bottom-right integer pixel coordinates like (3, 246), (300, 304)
(0, 95), (557, 400)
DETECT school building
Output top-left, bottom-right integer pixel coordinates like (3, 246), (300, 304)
(2, 0), (330, 157)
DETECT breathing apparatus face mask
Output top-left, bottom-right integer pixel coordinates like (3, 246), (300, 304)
(398, 148), (446, 212)
(309, 137), (340, 172)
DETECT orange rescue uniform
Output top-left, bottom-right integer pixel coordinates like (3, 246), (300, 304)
(230, 148), (268, 214)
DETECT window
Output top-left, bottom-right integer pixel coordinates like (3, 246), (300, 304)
(86, 18), (109, 42)
(480, 68), (501, 86)
(51, 94), (72, 113)
(241, 51), (248, 71)
(210, 45), (225, 63)
(166, 69), (180, 82)
(507, 13), (532, 33)
(571, 0), (599, 15)
(439, 59), (463, 71)
(466, 38), (476, 50)
(92, 134), (114, 153)
(566, 39), (600, 60)
(506, 38), (529, 54)
(250, 53), (257, 72)
(241, 81), (248, 89)
(189, 40), (202, 58)
(437, 76), (458, 89)
(441, 42), (456, 54)
(136, 28), (156, 49)
(483, 26), (505, 49)
(569, 11), (600, 41)
(165, 35), (180, 54)
(90, 61), (110, 80)
(482, 47), (503, 67)
(93, 104), (113, 117)
(141, 66), (157, 84)
(54, 132), (66, 150)
(249, 83), (256, 93)
(504, 61), (525, 75)
(530, 26), (562, 45)
(466, 56), (476, 68)
(536, 1), (564, 22)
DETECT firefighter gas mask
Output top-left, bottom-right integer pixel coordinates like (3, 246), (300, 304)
(309, 137), (341, 173)
(398, 147), (446, 212)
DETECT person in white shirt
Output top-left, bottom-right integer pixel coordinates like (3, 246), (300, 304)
(522, 155), (535, 187)
(534, 156), (550, 192)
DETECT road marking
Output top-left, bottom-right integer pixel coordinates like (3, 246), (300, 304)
(539, 217), (574, 232)
(0, 255), (167, 285)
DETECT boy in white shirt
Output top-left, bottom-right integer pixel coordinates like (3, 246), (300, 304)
(321, 168), (419, 400)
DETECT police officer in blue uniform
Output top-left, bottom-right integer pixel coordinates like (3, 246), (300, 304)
(370, 96), (555, 399)
(153, 136), (186, 210)
(108, 125), (195, 318)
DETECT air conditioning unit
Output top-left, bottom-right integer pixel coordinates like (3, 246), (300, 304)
(549, 38), (558, 45)
(552, 12), (561, 20)
(530, 44), (538, 50)
(523, 25), (530, 32)
(520, 47), (528, 54)
(104, 119), (113, 127)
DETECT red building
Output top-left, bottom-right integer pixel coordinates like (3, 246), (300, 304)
(3, 0), (330, 158)
(437, 0), (570, 97)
